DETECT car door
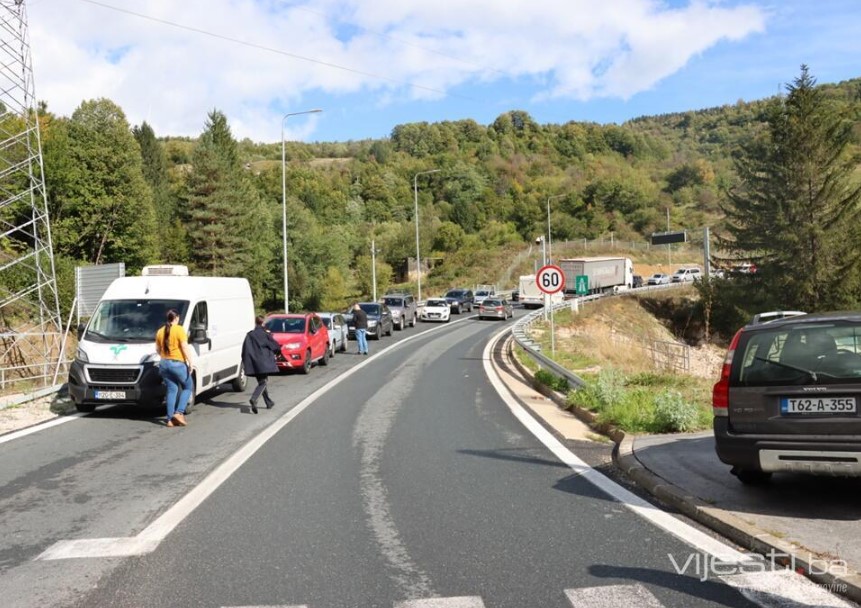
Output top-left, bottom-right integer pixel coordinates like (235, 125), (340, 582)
(309, 315), (326, 359)
(187, 301), (211, 391)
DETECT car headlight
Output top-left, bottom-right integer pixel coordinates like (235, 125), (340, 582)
(143, 352), (161, 364)
(368, 319), (378, 327)
(76, 347), (89, 363)
(284, 342), (302, 350)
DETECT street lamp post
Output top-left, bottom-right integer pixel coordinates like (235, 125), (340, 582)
(413, 169), (440, 302)
(281, 109), (322, 313)
(371, 239), (380, 302)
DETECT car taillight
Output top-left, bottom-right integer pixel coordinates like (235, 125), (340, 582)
(495, 306), (503, 311)
(712, 329), (742, 414)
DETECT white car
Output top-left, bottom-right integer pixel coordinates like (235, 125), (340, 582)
(420, 298), (451, 323)
(671, 267), (703, 283)
(647, 273), (670, 285)
(474, 289), (495, 306)
(317, 312), (348, 353)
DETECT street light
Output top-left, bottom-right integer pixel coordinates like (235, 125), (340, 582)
(370, 239), (381, 302)
(546, 194), (566, 263)
(413, 169), (440, 302)
(281, 109), (322, 312)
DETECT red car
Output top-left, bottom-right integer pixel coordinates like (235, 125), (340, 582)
(264, 313), (331, 374)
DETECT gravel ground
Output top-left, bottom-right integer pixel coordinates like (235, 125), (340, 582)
(0, 391), (74, 436)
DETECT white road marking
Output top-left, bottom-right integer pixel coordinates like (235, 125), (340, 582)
(223, 605), (308, 608)
(0, 404), (118, 445)
(36, 316), (476, 561)
(721, 570), (854, 607)
(565, 584), (664, 608)
(483, 331), (853, 606)
(394, 597), (486, 608)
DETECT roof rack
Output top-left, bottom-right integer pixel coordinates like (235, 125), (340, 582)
(750, 310), (806, 325)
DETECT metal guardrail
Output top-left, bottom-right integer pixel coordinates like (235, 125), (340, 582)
(511, 299), (590, 390)
(510, 282), (686, 390)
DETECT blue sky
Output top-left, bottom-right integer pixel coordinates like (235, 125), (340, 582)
(28, 0), (861, 143)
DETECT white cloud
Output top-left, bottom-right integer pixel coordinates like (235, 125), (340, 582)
(27, 0), (766, 140)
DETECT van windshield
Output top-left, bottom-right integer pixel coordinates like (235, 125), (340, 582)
(85, 300), (190, 343)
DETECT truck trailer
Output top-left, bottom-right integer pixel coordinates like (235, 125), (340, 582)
(558, 257), (634, 295)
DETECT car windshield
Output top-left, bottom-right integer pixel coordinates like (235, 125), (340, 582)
(265, 317), (306, 334)
(85, 299), (190, 343)
(446, 290), (466, 298)
(651, 274), (663, 278)
(320, 317), (332, 329)
(360, 303), (380, 315)
(736, 323), (861, 385)
(483, 299), (503, 306)
(426, 299), (447, 307)
(383, 297), (403, 307)
(476, 291), (490, 297)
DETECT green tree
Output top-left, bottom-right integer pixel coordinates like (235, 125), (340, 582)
(720, 66), (861, 311)
(133, 121), (187, 262)
(48, 98), (156, 269)
(185, 110), (274, 298)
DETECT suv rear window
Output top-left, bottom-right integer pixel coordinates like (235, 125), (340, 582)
(734, 323), (861, 386)
(383, 297), (404, 306)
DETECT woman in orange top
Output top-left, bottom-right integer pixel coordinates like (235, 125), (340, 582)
(155, 309), (195, 427)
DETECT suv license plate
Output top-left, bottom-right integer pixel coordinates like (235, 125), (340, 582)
(780, 397), (856, 414)
(94, 390), (126, 400)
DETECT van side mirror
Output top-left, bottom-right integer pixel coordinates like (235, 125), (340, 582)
(76, 323), (86, 341)
(191, 327), (208, 343)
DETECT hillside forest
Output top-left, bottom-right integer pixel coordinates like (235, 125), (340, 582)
(7, 66), (861, 337)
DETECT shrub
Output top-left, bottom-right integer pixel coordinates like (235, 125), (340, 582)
(534, 369), (569, 393)
(652, 390), (702, 433)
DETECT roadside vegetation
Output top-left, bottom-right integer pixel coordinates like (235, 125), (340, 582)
(525, 294), (719, 434)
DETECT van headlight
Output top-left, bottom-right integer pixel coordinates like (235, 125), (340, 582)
(76, 347), (89, 363)
(143, 352), (161, 364)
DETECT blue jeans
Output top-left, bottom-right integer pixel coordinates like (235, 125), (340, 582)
(159, 359), (192, 420)
(355, 328), (368, 354)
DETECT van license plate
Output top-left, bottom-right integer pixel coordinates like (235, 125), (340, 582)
(94, 390), (126, 400)
(781, 397), (856, 414)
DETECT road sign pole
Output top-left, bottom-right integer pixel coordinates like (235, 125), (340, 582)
(550, 303), (556, 357)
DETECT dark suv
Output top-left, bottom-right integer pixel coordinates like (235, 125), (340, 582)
(383, 293), (417, 330)
(713, 311), (861, 484)
(444, 288), (474, 314)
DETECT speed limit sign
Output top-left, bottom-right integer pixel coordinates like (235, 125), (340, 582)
(536, 264), (565, 294)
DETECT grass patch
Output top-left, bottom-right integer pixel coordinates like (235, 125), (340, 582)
(533, 369), (569, 393)
(567, 367), (712, 433)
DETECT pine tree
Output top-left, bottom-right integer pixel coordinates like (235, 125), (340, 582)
(184, 110), (273, 298)
(719, 66), (861, 311)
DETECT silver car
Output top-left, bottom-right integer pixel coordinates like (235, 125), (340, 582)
(478, 298), (513, 320)
(382, 293), (417, 330)
(317, 312), (348, 353)
(647, 273), (670, 285)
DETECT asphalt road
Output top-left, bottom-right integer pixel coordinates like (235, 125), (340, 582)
(0, 309), (853, 607)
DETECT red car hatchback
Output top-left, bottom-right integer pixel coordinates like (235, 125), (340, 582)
(264, 313), (330, 374)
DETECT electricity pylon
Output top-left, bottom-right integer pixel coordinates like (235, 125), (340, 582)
(0, 0), (63, 392)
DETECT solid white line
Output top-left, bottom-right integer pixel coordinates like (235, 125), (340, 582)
(486, 332), (859, 606)
(482, 331), (747, 564)
(36, 316), (477, 561)
(223, 605), (309, 608)
(720, 571), (854, 608)
(565, 584), (664, 608)
(0, 403), (120, 446)
(394, 597), (486, 608)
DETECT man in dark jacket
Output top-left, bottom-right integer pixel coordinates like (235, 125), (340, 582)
(241, 316), (281, 414)
(352, 302), (369, 355)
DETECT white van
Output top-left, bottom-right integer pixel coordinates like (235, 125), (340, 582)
(69, 265), (254, 413)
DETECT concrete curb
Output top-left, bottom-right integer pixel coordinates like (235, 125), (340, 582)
(615, 435), (861, 604)
(506, 338), (861, 605)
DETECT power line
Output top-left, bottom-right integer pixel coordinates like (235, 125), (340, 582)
(77, 0), (483, 102)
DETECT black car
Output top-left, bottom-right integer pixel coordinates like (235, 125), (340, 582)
(713, 310), (861, 484)
(444, 288), (474, 314)
(632, 275), (644, 288)
(346, 302), (394, 340)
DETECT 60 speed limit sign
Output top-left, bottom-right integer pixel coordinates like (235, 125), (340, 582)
(536, 264), (565, 294)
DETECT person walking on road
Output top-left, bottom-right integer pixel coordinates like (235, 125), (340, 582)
(155, 309), (195, 427)
(242, 315), (281, 414)
(352, 302), (369, 355)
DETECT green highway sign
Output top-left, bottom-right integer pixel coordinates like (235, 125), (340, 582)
(575, 275), (589, 295)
